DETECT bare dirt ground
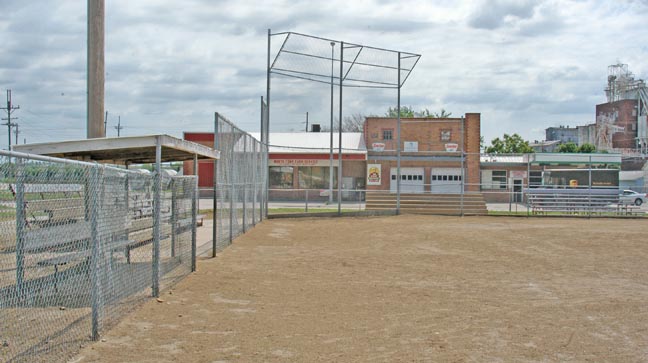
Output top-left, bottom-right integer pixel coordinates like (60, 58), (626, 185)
(73, 215), (648, 362)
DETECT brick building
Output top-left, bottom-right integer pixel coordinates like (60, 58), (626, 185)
(183, 131), (366, 200)
(363, 114), (481, 193)
(596, 99), (638, 150)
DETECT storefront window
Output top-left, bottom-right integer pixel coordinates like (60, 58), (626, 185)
(269, 166), (294, 189)
(298, 167), (337, 189)
(492, 170), (507, 189)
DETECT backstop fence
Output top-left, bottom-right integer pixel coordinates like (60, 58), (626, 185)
(210, 113), (267, 254)
(0, 150), (197, 363)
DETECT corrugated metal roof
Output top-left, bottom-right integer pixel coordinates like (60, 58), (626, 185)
(12, 134), (220, 164)
(250, 132), (367, 154)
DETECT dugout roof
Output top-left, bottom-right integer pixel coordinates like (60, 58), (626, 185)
(13, 134), (220, 165)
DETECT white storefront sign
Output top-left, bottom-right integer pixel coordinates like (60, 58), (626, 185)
(403, 141), (418, 152)
(445, 143), (459, 152)
(269, 159), (336, 167)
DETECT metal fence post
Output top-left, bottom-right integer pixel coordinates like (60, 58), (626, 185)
(192, 154), (198, 272)
(305, 189), (309, 212)
(526, 155), (531, 217)
(15, 156), (25, 300)
(229, 131), (235, 245)
(171, 178), (177, 258)
(252, 140), (257, 226)
(90, 165), (103, 341)
(152, 137), (162, 297)
(588, 155), (592, 218)
(242, 138), (247, 233)
(213, 113), (219, 257)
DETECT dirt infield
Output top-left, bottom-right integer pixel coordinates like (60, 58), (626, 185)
(73, 215), (648, 362)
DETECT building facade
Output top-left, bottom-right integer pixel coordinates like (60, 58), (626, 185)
(363, 114), (481, 193)
(595, 99), (638, 150)
(546, 126), (579, 144)
(183, 131), (367, 200)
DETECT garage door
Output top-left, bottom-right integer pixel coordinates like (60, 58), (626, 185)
(390, 167), (424, 193)
(430, 168), (462, 193)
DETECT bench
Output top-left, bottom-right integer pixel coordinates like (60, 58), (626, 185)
(10, 183), (85, 227)
(36, 238), (139, 291)
(11, 181), (194, 293)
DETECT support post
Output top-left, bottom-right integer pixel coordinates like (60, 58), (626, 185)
(460, 116), (465, 217)
(191, 154), (198, 271)
(337, 42), (344, 215)
(212, 113), (219, 257)
(527, 155), (531, 216)
(171, 179), (177, 258)
(329, 42), (335, 205)
(229, 131), (235, 245)
(89, 165), (102, 341)
(265, 29), (271, 219)
(252, 134), (257, 226)
(15, 157), (25, 299)
(242, 138), (247, 233)
(396, 52), (402, 214)
(87, 0), (105, 138)
(259, 97), (264, 222)
(588, 155), (592, 218)
(152, 137), (161, 297)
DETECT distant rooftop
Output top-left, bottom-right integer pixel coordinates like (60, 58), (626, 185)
(249, 132), (367, 154)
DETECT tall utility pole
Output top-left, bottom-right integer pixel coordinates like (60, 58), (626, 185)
(1, 90), (19, 150)
(114, 115), (123, 137)
(87, 0), (105, 138)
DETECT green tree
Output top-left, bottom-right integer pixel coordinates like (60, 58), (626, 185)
(485, 133), (534, 154)
(429, 108), (452, 118)
(385, 107), (452, 118)
(385, 106), (416, 117)
(577, 143), (596, 153)
(557, 142), (578, 153)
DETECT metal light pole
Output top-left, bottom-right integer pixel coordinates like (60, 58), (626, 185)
(328, 41), (335, 204)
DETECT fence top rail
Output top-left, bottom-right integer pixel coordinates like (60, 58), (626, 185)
(215, 112), (265, 148)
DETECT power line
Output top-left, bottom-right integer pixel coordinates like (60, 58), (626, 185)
(0, 90), (19, 150)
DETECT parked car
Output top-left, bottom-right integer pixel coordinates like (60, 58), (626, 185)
(619, 190), (646, 206)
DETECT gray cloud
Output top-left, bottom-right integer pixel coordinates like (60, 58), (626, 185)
(0, 0), (647, 147)
(468, 0), (537, 30)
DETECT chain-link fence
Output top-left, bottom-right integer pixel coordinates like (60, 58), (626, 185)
(0, 150), (197, 363)
(262, 148), (647, 217)
(212, 113), (267, 252)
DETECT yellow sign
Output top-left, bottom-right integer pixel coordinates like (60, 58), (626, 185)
(367, 164), (382, 185)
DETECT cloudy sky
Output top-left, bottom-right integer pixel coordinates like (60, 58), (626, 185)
(1, 0), (647, 149)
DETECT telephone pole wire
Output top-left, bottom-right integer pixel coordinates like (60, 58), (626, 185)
(0, 90), (19, 150)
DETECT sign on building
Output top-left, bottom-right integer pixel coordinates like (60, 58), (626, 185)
(372, 143), (385, 151)
(367, 164), (382, 185)
(404, 141), (418, 152)
(444, 143), (459, 152)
